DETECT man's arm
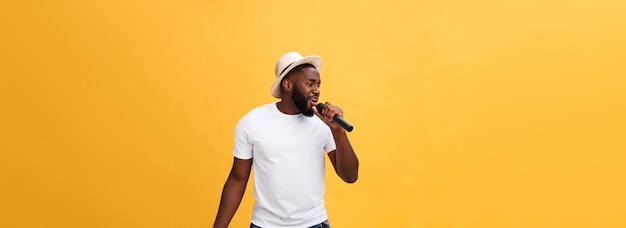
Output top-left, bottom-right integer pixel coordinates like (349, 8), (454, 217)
(327, 128), (359, 183)
(213, 157), (252, 228)
(313, 102), (359, 183)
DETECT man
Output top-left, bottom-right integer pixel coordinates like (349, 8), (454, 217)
(213, 52), (359, 228)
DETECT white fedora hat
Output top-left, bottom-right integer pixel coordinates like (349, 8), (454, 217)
(270, 52), (322, 98)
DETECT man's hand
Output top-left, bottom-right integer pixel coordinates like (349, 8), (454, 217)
(313, 102), (344, 131)
(313, 101), (359, 183)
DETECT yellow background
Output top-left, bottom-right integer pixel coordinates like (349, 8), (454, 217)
(1, 0), (625, 227)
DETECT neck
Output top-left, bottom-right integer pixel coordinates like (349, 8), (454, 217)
(276, 99), (300, 115)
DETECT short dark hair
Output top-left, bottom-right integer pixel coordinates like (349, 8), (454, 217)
(285, 63), (316, 79)
(280, 63), (317, 92)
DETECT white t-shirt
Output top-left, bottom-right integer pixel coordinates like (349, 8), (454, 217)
(233, 102), (337, 228)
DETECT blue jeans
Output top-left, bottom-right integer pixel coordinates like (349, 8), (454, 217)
(250, 220), (330, 228)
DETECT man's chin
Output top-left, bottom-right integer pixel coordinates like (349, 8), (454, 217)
(302, 109), (315, 117)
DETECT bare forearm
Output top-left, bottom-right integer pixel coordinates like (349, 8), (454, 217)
(213, 177), (248, 228)
(332, 129), (359, 183)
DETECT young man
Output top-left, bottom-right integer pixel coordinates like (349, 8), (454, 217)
(213, 52), (359, 228)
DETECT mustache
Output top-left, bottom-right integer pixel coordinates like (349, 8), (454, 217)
(292, 86), (314, 117)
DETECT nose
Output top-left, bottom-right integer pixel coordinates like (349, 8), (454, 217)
(312, 85), (320, 95)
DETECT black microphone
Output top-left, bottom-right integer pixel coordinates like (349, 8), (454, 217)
(316, 103), (354, 132)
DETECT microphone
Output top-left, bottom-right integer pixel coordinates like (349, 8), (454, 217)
(316, 103), (354, 132)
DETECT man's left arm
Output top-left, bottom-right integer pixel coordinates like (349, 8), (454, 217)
(314, 102), (359, 183)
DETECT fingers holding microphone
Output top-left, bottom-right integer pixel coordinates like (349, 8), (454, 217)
(313, 102), (335, 124)
(313, 102), (353, 132)
(315, 102), (339, 121)
(312, 102), (327, 123)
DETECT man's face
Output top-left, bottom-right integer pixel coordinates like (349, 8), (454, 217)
(290, 66), (320, 117)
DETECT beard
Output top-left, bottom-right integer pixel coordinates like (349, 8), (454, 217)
(292, 85), (314, 117)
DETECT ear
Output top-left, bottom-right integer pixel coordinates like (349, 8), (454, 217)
(282, 78), (293, 93)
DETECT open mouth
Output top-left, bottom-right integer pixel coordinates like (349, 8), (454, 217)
(308, 97), (318, 106)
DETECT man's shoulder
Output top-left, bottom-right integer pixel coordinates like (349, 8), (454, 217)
(246, 102), (275, 116)
(238, 102), (277, 121)
(235, 103), (275, 130)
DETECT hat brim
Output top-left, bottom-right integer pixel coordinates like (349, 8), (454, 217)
(270, 55), (322, 98)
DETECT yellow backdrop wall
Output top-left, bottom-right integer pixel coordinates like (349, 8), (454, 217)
(1, 0), (625, 227)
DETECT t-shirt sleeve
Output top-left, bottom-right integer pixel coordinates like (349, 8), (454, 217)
(324, 127), (337, 153)
(232, 114), (253, 159)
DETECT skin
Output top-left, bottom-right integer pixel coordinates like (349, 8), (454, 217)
(213, 65), (359, 228)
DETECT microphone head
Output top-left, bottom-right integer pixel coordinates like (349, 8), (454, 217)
(316, 103), (325, 114)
